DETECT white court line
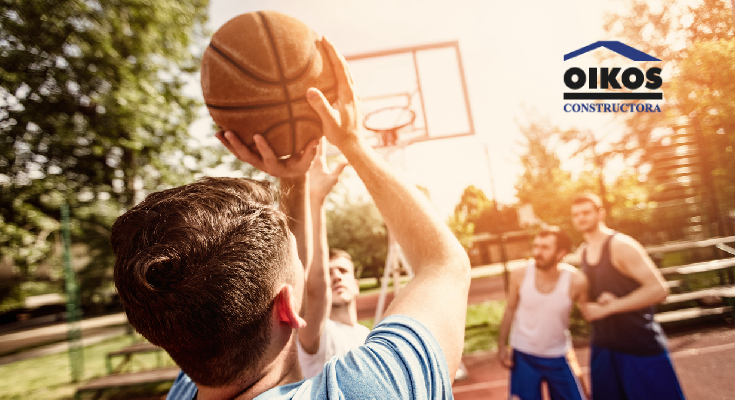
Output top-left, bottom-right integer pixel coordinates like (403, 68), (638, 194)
(452, 341), (735, 394)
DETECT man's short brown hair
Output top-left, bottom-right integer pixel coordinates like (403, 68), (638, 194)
(329, 248), (352, 261)
(111, 177), (291, 387)
(572, 193), (603, 210)
(537, 226), (572, 254)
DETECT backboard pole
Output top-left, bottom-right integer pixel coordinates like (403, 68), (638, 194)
(374, 232), (414, 322)
(412, 50), (430, 138)
(484, 143), (510, 294)
(455, 43), (476, 136)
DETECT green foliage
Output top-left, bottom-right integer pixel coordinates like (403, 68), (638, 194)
(514, 112), (662, 245)
(603, 0), (735, 238)
(0, 0), (213, 307)
(446, 211), (474, 251)
(325, 194), (388, 280)
(449, 185), (521, 246)
(463, 300), (505, 354)
(0, 334), (175, 399)
(514, 115), (591, 238)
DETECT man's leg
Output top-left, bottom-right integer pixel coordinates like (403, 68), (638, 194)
(617, 350), (685, 400)
(509, 350), (543, 400)
(589, 345), (625, 400)
(542, 356), (584, 400)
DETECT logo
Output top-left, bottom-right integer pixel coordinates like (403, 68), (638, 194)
(563, 41), (662, 113)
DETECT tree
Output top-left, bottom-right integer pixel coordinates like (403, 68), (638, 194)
(602, 0), (735, 238)
(325, 195), (388, 281)
(0, 0), (212, 309)
(514, 115), (593, 234)
(453, 185), (492, 225)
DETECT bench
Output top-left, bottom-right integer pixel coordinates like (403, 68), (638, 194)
(106, 341), (166, 374)
(654, 249), (735, 325)
(74, 366), (179, 400)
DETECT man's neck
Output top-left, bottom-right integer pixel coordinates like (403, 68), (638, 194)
(197, 331), (303, 400)
(536, 262), (562, 281)
(583, 223), (614, 246)
(330, 301), (358, 326)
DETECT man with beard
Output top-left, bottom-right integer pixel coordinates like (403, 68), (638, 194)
(497, 227), (588, 400)
(572, 193), (684, 400)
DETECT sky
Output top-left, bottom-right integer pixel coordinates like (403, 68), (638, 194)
(191, 0), (640, 218)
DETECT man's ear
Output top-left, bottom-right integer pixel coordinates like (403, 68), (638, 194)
(275, 284), (306, 329)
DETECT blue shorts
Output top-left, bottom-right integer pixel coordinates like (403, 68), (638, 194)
(509, 349), (584, 400)
(590, 345), (685, 400)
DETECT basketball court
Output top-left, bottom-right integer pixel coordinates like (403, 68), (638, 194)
(342, 42), (735, 400)
(356, 272), (735, 400)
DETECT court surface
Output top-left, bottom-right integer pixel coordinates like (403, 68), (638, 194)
(356, 273), (735, 400)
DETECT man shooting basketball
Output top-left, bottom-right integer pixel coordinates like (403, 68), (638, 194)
(497, 228), (588, 400)
(572, 193), (685, 400)
(112, 37), (470, 399)
(296, 140), (370, 379)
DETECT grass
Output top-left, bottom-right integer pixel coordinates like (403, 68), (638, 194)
(359, 300), (508, 355)
(464, 300), (506, 354)
(0, 334), (176, 400)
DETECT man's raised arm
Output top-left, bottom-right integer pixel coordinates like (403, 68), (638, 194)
(305, 37), (471, 379)
(299, 141), (347, 353)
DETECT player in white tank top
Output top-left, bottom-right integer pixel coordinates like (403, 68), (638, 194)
(510, 261), (573, 357)
(497, 228), (589, 400)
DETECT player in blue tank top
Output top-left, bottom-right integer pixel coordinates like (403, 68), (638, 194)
(572, 193), (685, 400)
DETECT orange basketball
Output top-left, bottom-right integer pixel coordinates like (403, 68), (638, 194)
(201, 11), (337, 158)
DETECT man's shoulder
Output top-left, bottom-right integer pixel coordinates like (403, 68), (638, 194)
(610, 232), (643, 250)
(609, 233), (648, 260)
(166, 371), (197, 400)
(267, 315), (452, 399)
(559, 263), (584, 276)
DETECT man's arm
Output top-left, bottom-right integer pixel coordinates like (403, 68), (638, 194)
(299, 141), (347, 354)
(569, 267), (588, 306)
(306, 37), (471, 379)
(497, 268), (523, 368)
(583, 235), (668, 321)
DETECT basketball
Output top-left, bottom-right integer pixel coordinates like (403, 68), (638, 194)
(201, 11), (337, 158)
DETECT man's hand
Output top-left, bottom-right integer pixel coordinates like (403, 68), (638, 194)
(216, 131), (318, 178)
(305, 37), (362, 152)
(596, 291), (617, 305)
(497, 346), (513, 369)
(581, 301), (612, 321)
(309, 138), (348, 204)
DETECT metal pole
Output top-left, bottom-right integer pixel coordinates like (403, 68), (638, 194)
(61, 203), (83, 382)
(484, 143), (509, 294)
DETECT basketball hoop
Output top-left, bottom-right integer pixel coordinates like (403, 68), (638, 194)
(363, 106), (416, 148)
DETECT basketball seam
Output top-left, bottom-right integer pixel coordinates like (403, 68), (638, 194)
(258, 11), (297, 155)
(207, 42), (318, 86)
(242, 117), (323, 153)
(205, 86), (337, 110)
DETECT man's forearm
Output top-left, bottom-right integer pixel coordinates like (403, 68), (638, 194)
(497, 309), (514, 348)
(340, 140), (468, 277)
(280, 176), (311, 270)
(299, 195), (330, 353)
(608, 282), (668, 315)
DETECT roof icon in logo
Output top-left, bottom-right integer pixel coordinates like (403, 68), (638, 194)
(564, 41), (661, 62)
